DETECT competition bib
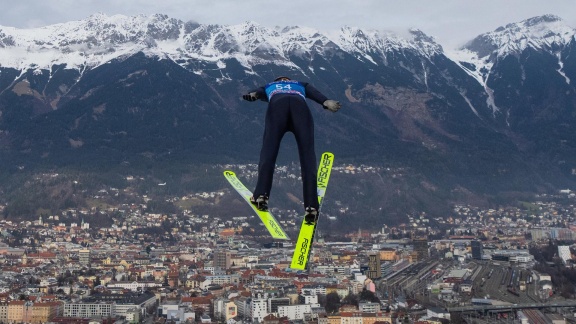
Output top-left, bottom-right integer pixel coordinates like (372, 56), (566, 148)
(264, 81), (306, 100)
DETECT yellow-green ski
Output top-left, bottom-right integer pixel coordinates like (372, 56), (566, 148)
(291, 152), (334, 270)
(223, 170), (289, 240)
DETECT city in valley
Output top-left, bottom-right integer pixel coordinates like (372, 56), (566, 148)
(1, 165), (576, 324)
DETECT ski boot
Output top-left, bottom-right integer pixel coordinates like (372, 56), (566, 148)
(250, 194), (269, 211)
(304, 207), (319, 225)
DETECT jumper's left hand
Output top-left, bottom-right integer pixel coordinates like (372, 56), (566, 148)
(323, 100), (341, 112)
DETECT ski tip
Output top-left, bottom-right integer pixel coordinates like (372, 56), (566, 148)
(223, 170), (236, 177)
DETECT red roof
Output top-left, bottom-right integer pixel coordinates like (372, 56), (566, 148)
(8, 300), (26, 305)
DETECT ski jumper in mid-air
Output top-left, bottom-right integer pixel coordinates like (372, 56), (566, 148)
(242, 76), (341, 224)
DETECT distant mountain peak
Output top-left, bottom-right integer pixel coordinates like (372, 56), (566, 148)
(409, 28), (443, 54)
(514, 14), (562, 28)
(464, 14), (575, 59)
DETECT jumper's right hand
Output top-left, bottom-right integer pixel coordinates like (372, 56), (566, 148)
(243, 92), (258, 102)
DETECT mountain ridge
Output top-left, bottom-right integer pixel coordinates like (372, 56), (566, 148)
(0, 13), (451, 72)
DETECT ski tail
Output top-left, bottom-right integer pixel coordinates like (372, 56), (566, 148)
(290, 152), (334, 270)
(316, 152), (334, 207)
(223, 170), (289, 240)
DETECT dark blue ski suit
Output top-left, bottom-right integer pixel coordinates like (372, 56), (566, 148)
(246, 79), (330, 210)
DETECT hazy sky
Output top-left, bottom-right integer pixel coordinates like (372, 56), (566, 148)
(1, 0), (575, 49)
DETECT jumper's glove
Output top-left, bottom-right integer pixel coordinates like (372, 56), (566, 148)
(243, 92), (258, 102)
(323, 99), (341, 112)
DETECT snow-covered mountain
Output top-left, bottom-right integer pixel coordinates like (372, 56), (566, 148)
(465, 14), (575, 59)
(443, 15), (576, 117)
(1, 13), (576, 221)
(2, 13), (571, 120)
(0, 13), (443, 72)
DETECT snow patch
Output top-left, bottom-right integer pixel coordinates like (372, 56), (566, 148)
(459, 91), (479, 117)
(445, 49), (500, 116)
(556, 52), (571, 84)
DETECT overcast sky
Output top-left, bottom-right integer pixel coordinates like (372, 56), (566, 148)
(1, 0), (575, 49)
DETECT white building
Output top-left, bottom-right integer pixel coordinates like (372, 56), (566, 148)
(299, 293), (319, 305)
(314, 264), (350, 275)
(203, 274), (240, 286)
(513, 254), (535, 263)
(158, 303), (195, 323)
(64, 302), (113, 318)
(106, 281), (162, 292)
(301, 286), (327, 296)
(0, 304), (7, 323)
(558, 246), (572, 264)
(349, 281), (365, 295)
(278, 304), (312, 320)
(124, 308), (141, 323)
(79, 249), (91, 266)
(537, 273), (552, 282)
(214, 299), (238, 321)
(251, 298), (268, 322)
(39, 277), (58, 288)
(234, 297), (250, 320)
(359, 301), (381, 313)
(65, 292), (156, 318)
(488, 250), (535, 263)
(354, 274), (367, 284)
